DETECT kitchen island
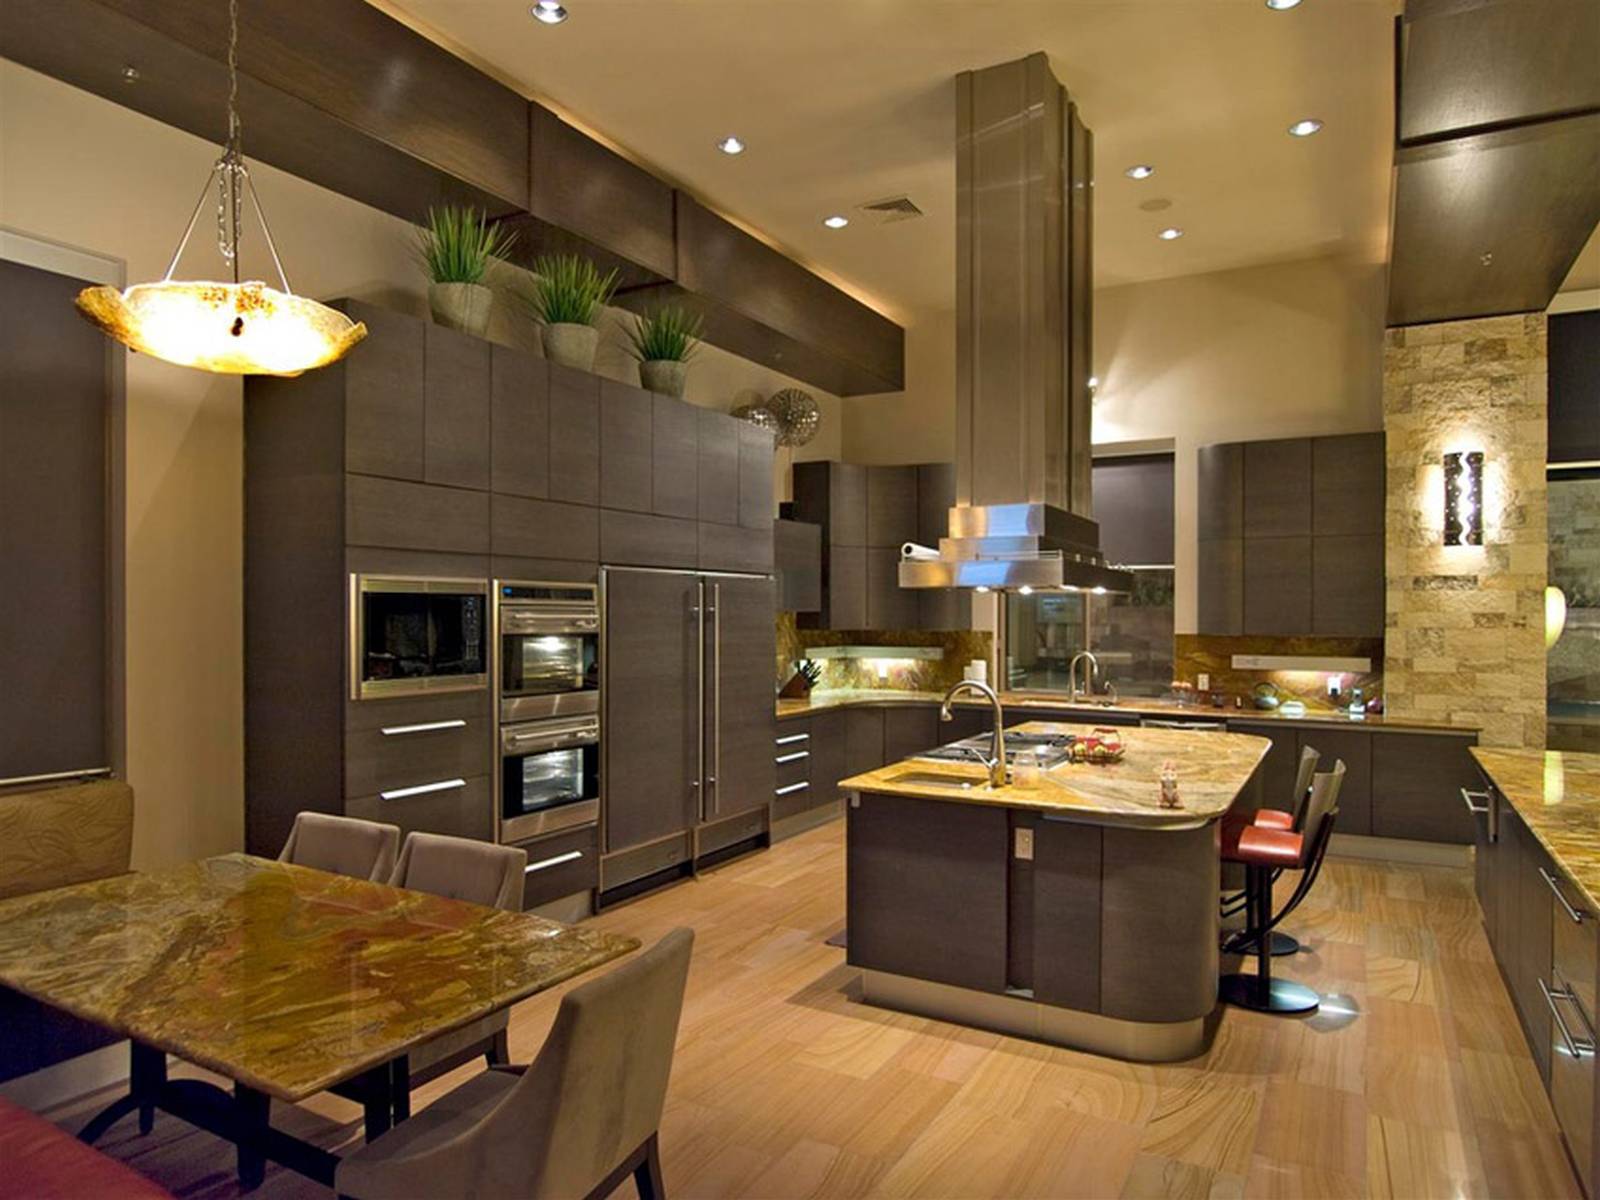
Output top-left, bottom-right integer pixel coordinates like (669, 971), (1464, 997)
(840, 721), (1269, 1061)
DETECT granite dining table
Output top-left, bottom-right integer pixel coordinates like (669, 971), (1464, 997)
(0, 853), (637, 1188)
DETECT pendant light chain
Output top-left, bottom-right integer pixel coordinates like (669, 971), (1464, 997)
(216, 0), (244, 281)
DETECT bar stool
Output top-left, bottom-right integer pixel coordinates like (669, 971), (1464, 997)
(1221, 745), (1319, 955)
(1219, 761), (1344, 1014)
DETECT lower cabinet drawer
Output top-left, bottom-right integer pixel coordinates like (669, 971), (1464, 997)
(344, 716), (491, 799)
(1545, 968), (1596, 1199)
(346, 775), (493, 843)
(512, 825), (599, 909)
(775, 751), (812, 790)
(773, 779), (827, 823)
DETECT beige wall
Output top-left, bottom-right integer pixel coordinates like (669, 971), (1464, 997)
(837, 255), (1388, 631)
(0, 60), (841, 868)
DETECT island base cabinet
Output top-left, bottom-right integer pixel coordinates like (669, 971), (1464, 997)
(846, 793), (1009, 993)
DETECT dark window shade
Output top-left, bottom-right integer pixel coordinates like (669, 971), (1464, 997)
(1551, 309), (1600, 465)
(0, 259), (109, 782)
(1092, 453), (1175, 567)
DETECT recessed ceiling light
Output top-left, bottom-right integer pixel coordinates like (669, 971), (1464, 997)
(1288, 118), (1323, 137)
(1265, 0), (1303, 9)
(1157, 227), (1184, 241)
(1124, 164), (1155, 180)
(530, 1), (568, 25)
(717, 136), (745, 156)
(822, 215), (849, 229)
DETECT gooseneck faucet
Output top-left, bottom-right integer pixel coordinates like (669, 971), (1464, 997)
(940, 679), (1009, 788)
(1068, 650), (1100, 702)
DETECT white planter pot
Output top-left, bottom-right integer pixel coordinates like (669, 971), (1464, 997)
(542, 322), (600, 371)
(639, 359), (688, 398)
(427, 282), (492, 338)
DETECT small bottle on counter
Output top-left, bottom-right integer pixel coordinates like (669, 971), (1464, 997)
(1014, 748), (1042, 789)
(1348, 686), (1365, 719)
(1159, 760), (1181, 808)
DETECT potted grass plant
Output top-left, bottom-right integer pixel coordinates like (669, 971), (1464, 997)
(626, 305), (703, 397)
(417, 205), (516, 338)
(524, 253), (618, 371)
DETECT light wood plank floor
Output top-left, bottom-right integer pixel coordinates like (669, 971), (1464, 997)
(43, 818), (1580, 1199)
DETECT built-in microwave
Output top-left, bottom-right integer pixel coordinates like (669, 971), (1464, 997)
(350, 575), (490, 700)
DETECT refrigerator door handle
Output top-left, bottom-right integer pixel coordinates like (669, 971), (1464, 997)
(694, 580), (706, 824)
(709, 581), (721, 817)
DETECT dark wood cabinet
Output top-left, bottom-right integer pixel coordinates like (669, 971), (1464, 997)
(867, 547), (918, 630)
(492, 495), (598, 562)
(808, 709), (848, 803)
(915, 462), (966, 631)
(1513, 811), (1555, 1083)
(343, 300), (424, 481)
(1243, 536), (1312, 636)
(844, 706), (885, 777)
(1312, 434), (1384, 536)
(423, 322), (490, 490)
(1293, 726), (1372, 836)
(489, 345), (548, 498)
(1370, 731), (1479, 844)
(883, 706), (939, 763)
(867, 466), (919, 548)
(1243, 438), (1311, 537)
(704, 575), (775, 822)
(1197, 444), (1243, 541)
(1092, 454), (1175, 567)
(346, 474), (489, 554)
(1227, 720), (1297, 815)
(698, 522), (773, 574)
(696, 408), (740, 525)
(847, 793), (1010, 992)
(602, 568), (699, 854)
(599, 379), (654, 513)
(547, 363), (600, 506)
(737, 422), (775, 530)
(823, 545), (868, 630)
(1551, 310), (1600, 465)
(600, 510), (698, 569)
(1198, 539), (1244, 636)
(651, 395), (699, 519)
(775, 519), (822, 613)
(1312, 533), (1384, 636)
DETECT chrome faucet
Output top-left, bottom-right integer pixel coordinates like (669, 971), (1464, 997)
(1068, 650), (1100, 702)
(940, 680), (1009, 788)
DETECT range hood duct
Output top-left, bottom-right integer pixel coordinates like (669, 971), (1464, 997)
(900, 53), (1132, 594)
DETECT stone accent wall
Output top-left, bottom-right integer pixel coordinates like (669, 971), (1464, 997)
(1383, 314), (1548, 748)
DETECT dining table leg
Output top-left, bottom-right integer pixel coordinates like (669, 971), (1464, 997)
(134, 1042), (166, 1134)
(390, 1055), (410, 1125)
(233, 1082), (270, 1191)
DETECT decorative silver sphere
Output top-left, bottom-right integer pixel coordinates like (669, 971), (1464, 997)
(731, 403), (780, 436)
(769, 388), (821, 448)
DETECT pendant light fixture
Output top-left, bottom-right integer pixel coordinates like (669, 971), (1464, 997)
(75, 0), (366, 376)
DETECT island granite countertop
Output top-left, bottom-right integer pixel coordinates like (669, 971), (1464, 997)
(1472, 746), (1600, 912)
(840, 720), (1270, 829)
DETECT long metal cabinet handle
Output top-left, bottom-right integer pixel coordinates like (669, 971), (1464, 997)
(1541, 867), (1588, 923)
(380, 778), (466, 801)
(775, 781), (809, 797)
(1541, 976), (1596, 1058)
(710, 582), (722, 817)
(1459, 787), (1490, 815)
(525, 849), (583, 874)
(693, 583), (705, 823)
(382, 719), (467, 736)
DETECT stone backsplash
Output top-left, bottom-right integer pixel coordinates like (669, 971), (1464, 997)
(775, 612), (993, 694)
(1174, 635), (1384, 714)
(1383, 314), (1548, 749)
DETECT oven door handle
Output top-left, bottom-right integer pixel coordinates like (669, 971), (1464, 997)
(503, 729), (598, 754)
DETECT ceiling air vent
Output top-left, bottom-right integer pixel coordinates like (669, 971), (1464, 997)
(858, 195), (924, 224)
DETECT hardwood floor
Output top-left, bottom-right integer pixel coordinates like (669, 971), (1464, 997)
(43, 818), (1580, 1198)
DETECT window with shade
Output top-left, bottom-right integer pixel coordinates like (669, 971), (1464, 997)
(1002, 453), (1175, 699)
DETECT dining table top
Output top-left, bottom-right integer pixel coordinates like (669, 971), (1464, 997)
(0, 853), (638, 1102)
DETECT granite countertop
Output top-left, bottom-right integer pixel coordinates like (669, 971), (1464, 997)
(778, 687), (1477, 733)
(0, 854), (637, 1101)
(1472, 747), (1600, 913)
(840, 720), (1271, 829)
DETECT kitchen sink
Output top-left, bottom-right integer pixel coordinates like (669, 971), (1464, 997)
(883, 769), (994, 792)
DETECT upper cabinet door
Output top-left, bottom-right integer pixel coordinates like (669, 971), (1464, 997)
(1312, 433), (1384, 536)
(830, 464), (868, 547)
(866, 466), (919, 548)
(423, 323), (490, 490)
(697, 408), (740, 525)
(490, 346), (549, 498)
(1311, 534), (1384, 636)
(1242, 536), (1312, 635)
(1093, 454), (1175, 566)
(737, 421), (775, 530)
(344, 301), (423, 481)
(652, 396), (699, 519)
(1197, 444), (1243, 542)
(599, 379), (654, 512)
(1243, 438), (1311, 538)
(547, 363), (600, 506)
(916, 463), (955, 545)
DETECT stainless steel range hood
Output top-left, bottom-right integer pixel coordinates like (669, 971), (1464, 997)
(900, 53), (1132, 595)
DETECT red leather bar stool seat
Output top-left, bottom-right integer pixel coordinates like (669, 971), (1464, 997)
(1232, 826), (1303, 868)
(0, 1097), (174, 1200)
(1252, 809), (1295, 832)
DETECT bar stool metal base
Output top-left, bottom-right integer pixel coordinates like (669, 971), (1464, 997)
(1270, 931), (1300, 956)
(1219, 973), (1319, 1014)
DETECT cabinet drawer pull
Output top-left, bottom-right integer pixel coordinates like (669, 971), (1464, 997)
(381, 719), (468, 736)
(1459, 787), (1490, 815)
(1541, 867), (1588, 924)
(525, 849), (583, 874)
(775, 751), (811, 765)
(776, 733), (811, 746)
(775, 781), (810, 797)
(1540, 976), (1597, 1059)
(380, 778), (466, 801)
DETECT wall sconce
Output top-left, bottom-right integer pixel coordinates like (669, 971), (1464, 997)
(1442, 451), (1483, 546)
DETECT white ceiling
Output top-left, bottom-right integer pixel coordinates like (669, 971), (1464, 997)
(382, 0), (1401, 324)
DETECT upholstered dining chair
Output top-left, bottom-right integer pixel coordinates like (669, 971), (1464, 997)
(388, 833), (530, 1083)
(278, 812), (400, 883)
(336, 928), (694, 1200)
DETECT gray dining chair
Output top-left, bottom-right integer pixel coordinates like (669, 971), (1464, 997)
(336, 928), (693, 1200)
(388, 833), (530, 1082)
(278, 812), (400, 882)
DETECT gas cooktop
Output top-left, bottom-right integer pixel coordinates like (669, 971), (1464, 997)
(916, 730), (1077, 769)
